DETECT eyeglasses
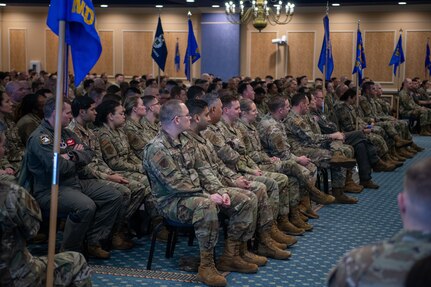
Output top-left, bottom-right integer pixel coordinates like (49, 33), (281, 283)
(171, 114), (191, 121)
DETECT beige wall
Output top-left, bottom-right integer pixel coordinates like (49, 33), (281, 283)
(0, 5), (430, 89)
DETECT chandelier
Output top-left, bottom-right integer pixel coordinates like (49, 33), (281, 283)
(225, 0), (295, 32)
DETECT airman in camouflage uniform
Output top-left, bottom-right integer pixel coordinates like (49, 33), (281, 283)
(328, 157), (431, 287)
(95, 100), (158, 220)
(399, 78), (431, 135)
(0, 181), (92, 287)
(140, 95), (160, 140)
(144, 100), (259, 287)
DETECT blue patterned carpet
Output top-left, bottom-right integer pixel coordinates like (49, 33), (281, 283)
(53, 136), (431, 287)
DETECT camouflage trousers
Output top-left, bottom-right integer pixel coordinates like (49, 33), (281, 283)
(12, 251), (92, 287)
(402, 108), (431, 126)
(117, 171), (159, 219)
(161, 191), (254, 250)
(366, 132), (389, 157)
(295, 146), (346, 188)
(243, 175), (275, 233)
(260, 162), (300, 215)
(329, 141), (354, 158)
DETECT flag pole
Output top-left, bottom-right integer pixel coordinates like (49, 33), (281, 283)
(426, 38), (430, 80)
(63, 45), (70, 98)
(356, 20), (360, 131)
(46, 19), (66, 287)
(157, 10), (161, 90)
(187, 11), (192, 83)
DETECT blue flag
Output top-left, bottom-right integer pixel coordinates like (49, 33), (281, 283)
(47, 0), (102, 87)
(426, 41), (431, 76)
(184, 18), (200, 81)
(352, 27), (366, 85)
(389, 34), (405, 76)
(318, 15), (334, 81)
(175, 40), (180, 72)
(152, 16), (168, 72)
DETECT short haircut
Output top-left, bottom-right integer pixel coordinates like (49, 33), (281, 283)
(219, 93), (239, 109)
(115, 73), (124, 79)
(43, 96), (70, 119)
(124, 87), (141, 98)
(291, 93), (307, 107)
(35, 88), (52, 97)
(107, 85), (121, 94)
(339, 88), (357, 101)
(83, 79), (94, 90)
(95, 100), (121, 126)
(239, 98), (254, 113)
(267, 96), (286, 113)
(187, 85), (205, 100)
(185, 99), (208, 117)
(159, 99), (183, 125)
(88, 87), (105, 102)
(201, 92), (220, 108)
(102, 93), (122, 103)
(254, 87), (266, 96)
(142, 95), (157, 108)
(170, 86), (183, 98)
(71, 96), (95, 117)
(404, 157), (431, 207)
(361, 81), (375, 94)
(237, 83), (249, 95)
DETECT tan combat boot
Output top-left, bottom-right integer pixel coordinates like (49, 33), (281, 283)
(299, 195), (320, 219)
(88, 245), (111, 259)
(373, 159), (396, 172)
(217, 239), (258, 273)
(239, 242), (268, 266)
(344, 170), (364, 193)
(270, 222), (297, 246)
(359, 179), (380, 189)
(397, 147), (414, 158)
(332, 188), (358, 204)
(112, 232), (134, 250)
(257, 232), (291, 260)
(197, 250), (227, 287)
(411, 142), (424, 152)
(277, 215), (305, 235)
(290, 206), (313, 231)
(307, 183), (335, 205)
(390, 146), (407, 161)
(329, 152), (357, 168)
(394, 135), (412, 148)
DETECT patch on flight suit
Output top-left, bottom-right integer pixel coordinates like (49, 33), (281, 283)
(39, 134), (52, 145)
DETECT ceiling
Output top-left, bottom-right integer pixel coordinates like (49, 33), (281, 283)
(1, 0), (430, 7)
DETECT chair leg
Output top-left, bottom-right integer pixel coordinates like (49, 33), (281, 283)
(165, 227), (174, 258)
(322, 169), (329, 193)
(169, 230), (179, 258)
(147, 222), (164, 270)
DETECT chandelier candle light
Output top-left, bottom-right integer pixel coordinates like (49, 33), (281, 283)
(225, 0), (295, 31)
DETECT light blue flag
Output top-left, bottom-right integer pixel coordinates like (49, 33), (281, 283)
(389, 34), (405, 76)
(47, 0), (102, 87)
(184, 18), (200, 81)
(352, 27), (367, 85)
(318, 15), (334, 81)
(175, 40), (180, 72)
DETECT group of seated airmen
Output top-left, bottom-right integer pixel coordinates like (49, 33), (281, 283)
(0, 69), (428, 287)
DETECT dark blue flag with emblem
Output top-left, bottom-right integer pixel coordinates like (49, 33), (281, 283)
(152, 16), (168, 72)
(184, 18), (201, 81)
(318, 15), (334, 81)
(352, 27), (366, 85)
(389, 34), (405, 76)
(47, 0), (102, 87)
(425, 40), (431, 76)
(175, 40), (180, 72)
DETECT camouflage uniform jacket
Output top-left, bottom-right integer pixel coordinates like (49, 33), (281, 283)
(140, 117), (159, 141)
(185, 130), (240, 192)
(399, 89), (421, 115)
(0, 181), (42, 285)
(237, 119), (273, 165)
(201, 120), (259, 175)
(417, 87), (430, 101)
(143, 130), (207, 209)
(67, 119), (115, 180)
(257, 114), (298, 161)
(328, 229), (431, 287)
(124, 118), (153, 160)
(359, 94), (379, 123)
(310, 109), (339, 134)
(335, 101), (365, 132)
(284, 109), (332, 150)
(98, 123), (143, 173)
(0, 116), (25, 171)
(16, 113), (42, 145)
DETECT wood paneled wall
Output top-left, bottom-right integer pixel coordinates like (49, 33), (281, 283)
(287, 32), (315, 79)
(250, 31), (277, 79)
(45, 30), (74, 74)
(164, 31), (187, 78)
(122, 31), (153, 77)
(330, 32), (354, 79)
(405, 30), (431, 79)
(9, 29), (26, 71)
(91, 30), (114, 76)
(364, 31), (394, 82)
